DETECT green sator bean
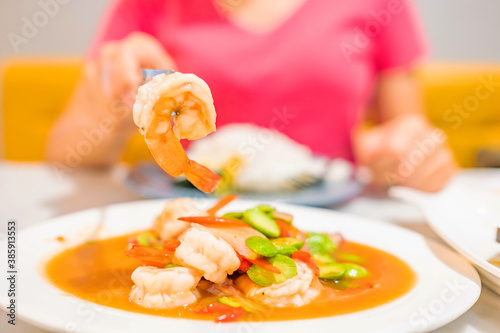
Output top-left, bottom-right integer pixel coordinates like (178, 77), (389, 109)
(306, 233), (337, 254)
(218, 297), (254, 312)
(243, 207), (280, 237)
(318, 263), (346, 279)
(343, 263), (369, 278)
(222, 212), (244, 219)
(246, 236), (277, 257)
(256, 204), (275, 214)
(336, 253), (366, 263)
(271, 237), (304, 256)
(247, 254), (297, 286)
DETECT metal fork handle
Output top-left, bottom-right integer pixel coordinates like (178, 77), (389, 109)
(141, 69), (175, 82)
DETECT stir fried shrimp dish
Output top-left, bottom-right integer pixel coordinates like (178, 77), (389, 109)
(133, 72), (221, 193)
(97, 196), (412, 323)
(46, 197), (416, 323)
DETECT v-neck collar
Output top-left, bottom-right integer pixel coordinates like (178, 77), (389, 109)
(211, 0), (313, 36)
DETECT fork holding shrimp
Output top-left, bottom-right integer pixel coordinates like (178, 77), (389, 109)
(133, 72), (221, 193)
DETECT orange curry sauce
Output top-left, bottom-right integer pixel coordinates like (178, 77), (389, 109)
(45, 232), (416, 321)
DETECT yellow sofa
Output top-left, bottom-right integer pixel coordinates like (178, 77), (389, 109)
(2, 59), (500, 166)
(417, 63), (500, 167)
(1, 58), (151, 163)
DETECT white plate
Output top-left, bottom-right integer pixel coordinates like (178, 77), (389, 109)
(0, 199), (481, 333)
(391, 171), (500, 295)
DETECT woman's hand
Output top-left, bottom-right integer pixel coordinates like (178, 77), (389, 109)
(46, 32), (176, 166)
(353, 113), (458, 192)
(92, 32), (177, 130)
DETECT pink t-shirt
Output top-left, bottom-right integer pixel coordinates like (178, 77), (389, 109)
(89, 0), (427, 160)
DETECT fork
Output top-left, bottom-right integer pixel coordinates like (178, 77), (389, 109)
(141, 69), (175, 83)
(288, 173), (324, 190)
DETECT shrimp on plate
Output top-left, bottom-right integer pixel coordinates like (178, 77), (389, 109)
(130, 266), (202, 309)
(236, 260), (320, 307)
(174, 225), (241, 284)
(153, 198), (207, 239)
(123, 196), (370, 323)
(133, 72), (221, 193)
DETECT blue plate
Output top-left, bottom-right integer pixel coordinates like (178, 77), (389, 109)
(124, 163), (364, 207)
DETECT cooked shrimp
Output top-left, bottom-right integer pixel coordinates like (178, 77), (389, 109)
(236, 260), (320, 307)
(175, 225), (240, 283)
(130, 266), (201, 309)
(153, 198), (206, 239)
(133, 72), (221, 193)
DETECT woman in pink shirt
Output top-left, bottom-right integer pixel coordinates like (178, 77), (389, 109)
(47, 0), (457, 192)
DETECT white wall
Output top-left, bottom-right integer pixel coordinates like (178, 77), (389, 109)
(416, 0), (500, 62)
(1, 0), (500, 61)
(0, 0), (110, 58)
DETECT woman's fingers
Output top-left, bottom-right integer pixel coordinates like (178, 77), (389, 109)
(93, 33), (178, 133)
(401, 146), (458, 192)
(99, 41), (120, 100)
(123, 32), (177, 70)
(353, 114), (458, 192)
(99, 32), (177, 104)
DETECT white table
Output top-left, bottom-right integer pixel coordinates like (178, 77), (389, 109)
(0, 162), (499, 333)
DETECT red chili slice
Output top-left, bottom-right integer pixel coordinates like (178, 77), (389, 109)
(292, 250), (320, 276)
(207, 195), (238, 216)
(291, 250), (311, 262)
(193, 302), (233, 314)
(125, 244), (173, 265)
(275, 219), (305, 240)
(238, 259), (253, 272)
(140, 260), (166, 268)
(162, 239), (181, 251)
(216, 306), (245, 323)
(178, 216), (251, 228)
(245, 257), (281, 274)
(276, 219), (290, 237)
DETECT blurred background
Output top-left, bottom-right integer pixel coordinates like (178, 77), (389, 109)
(1, 0), (500, 166)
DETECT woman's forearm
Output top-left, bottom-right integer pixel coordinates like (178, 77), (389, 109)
(46, 110), (133, 167)
(45, 64), (136, 167)
(375, 70), (425, 121)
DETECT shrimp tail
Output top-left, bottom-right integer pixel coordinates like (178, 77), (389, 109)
(185, 159), (221, 193)
(146, 128), (220, 192)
